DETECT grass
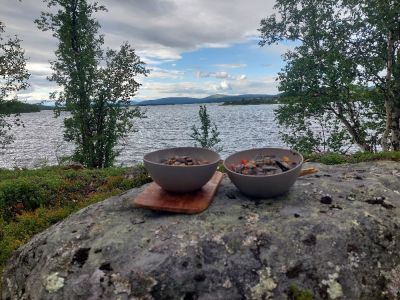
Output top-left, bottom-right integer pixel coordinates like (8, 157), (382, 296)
(289, 283), (313, 300)
(304, 151), (400, 165)
(0, 165), (151, 284)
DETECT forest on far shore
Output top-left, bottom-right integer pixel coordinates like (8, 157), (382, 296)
(0, 100), (53, 114)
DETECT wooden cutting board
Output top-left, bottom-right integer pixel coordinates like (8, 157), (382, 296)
(133, 171), (224, 214)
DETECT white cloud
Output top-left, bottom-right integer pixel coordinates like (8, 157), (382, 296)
(218, 80), (231, 91)
(0, 0), (278, 101)
(195, 71), (246, 81)
(214, 63), (247, 69)
(137, 75), (278, 100)
(148, 67), (184, 79)
(1, 0), (276, 61)
(26, 62), (52, 76)
(258, 42), (297, 55)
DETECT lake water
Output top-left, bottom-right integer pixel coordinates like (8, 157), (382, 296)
(0, 103), (286, 169)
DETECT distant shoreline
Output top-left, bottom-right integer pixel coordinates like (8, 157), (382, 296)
(0, 100), (53, 114)
(135, 93), (280, 106)
(221, 98), (280, 106)
(5, 94), (281, 112)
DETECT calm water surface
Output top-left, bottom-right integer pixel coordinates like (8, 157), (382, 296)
(0, 104), (286, 169)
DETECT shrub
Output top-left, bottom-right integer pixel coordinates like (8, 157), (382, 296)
(190, 105), (222, 152)
(0, 164), (151, 284)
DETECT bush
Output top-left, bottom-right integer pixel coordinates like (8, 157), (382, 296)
(0, 164), (151, 282)
(304, 151), (400, 165)
(0, 177), (63, 220)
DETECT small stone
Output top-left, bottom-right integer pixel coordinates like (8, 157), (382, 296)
(320, 195), (333, 204)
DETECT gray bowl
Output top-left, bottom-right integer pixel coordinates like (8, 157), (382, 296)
(144, 147), (220, 193)
(224, 148), (303, 198)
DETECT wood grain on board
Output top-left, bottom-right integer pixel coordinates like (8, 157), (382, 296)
(133, 171), (223, 214)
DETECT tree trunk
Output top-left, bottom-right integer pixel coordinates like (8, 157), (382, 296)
(382, 30), (400, 151)
(331, 103), (373, 152)
(390, 106), (400, 150)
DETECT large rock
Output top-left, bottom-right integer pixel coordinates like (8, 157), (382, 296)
(2, 162), (400, 300)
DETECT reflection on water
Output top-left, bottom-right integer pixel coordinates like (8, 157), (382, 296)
(0, 103), (285, 169)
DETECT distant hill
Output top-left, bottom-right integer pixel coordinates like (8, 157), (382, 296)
(222, 97), (279, 106)
(135, 94), (279, 106)
(204, 94), (228, 99)
(0, 100), (53, 114)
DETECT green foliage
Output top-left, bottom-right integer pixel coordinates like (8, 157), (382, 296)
(259, 0), (394, 153)
(304, 151), (400, 165)
(0, 164), (151, 278)
(289, 283), (313, 300)
(0, 22), (30, 147)
(343, 0), (400, 150)
(35, 0), (148, 168)
(0, 177), (61, 220)
(304, 152), (349, 165)
(221, 96), (279, 106)
(190, 105), (223, 152)
(0, 165), (151, 221)
(0, 100), (52, 114)
(217, 160), (226, 173)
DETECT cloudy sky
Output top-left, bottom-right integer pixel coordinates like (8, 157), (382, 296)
(0, 0), (291, 102)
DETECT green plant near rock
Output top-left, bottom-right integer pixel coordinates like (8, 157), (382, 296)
(190, 105), (223, 152)
(304, 151), (400, 165)
(289, 283), (313, 300)
(0, 165), (151, 282)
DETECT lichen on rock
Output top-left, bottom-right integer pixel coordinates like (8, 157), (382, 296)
(321, 272), (343, 300)
(251, 267), (277, 299)
(45, 273), (65, 293)
(1, 161), (400, 299)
